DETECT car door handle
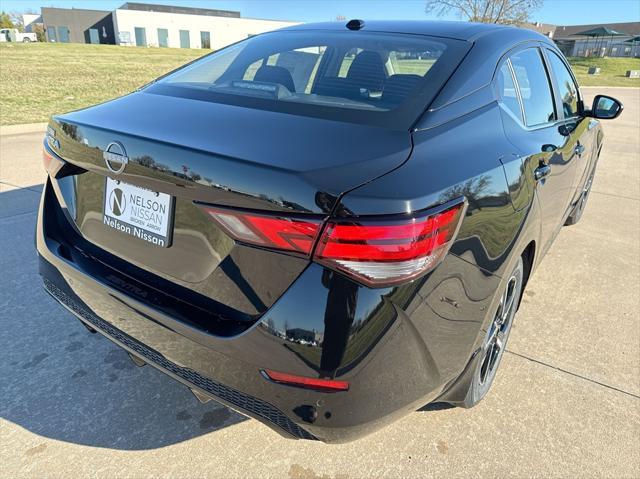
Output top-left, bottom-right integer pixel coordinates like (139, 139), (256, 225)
(534, 164), (551, 181)
(575, 143), (585, 155)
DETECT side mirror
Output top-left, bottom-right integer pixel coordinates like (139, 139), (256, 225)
(589, 95), (623, 120)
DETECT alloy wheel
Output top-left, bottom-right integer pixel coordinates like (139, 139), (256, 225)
(470, 257), (523, 404)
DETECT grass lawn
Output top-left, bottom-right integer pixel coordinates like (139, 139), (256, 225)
(0, 42), (638, 126)
(0, 42), (207, 125)
(568, 56), (640, 87)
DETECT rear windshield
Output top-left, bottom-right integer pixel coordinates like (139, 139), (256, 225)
(147, 30), (469, 128)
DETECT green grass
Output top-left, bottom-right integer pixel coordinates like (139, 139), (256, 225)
(0, 42), (638, 126)
(568, 56), (640, 87)
(0, 42), (207, 125)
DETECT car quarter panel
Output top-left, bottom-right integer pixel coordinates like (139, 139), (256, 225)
(337, 102), (535, 279)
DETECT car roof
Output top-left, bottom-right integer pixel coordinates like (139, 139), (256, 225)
(279, 20), (544, 42)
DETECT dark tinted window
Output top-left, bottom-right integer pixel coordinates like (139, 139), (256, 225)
(497, 61), (522, 121)
(509, 48), (556, 126)
(148, 30), (470, 128)
(546, 50), (579, 118)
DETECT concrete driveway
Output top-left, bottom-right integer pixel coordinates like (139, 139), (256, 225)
(1, 87), (638, 478)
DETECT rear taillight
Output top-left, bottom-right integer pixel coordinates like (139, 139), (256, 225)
(313, 200), (466, 286)
(201, 207), (322, 256)
(43, 144), (66, 176)
(200, 199), (465, 287)
(42, 146), (55, 172)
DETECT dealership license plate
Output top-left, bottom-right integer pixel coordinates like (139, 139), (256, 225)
(103, 178), (173, 247)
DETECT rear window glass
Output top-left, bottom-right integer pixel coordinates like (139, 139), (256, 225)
(148, 30), (469, 128)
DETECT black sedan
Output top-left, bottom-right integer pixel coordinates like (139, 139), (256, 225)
(37, 20), (622, 443)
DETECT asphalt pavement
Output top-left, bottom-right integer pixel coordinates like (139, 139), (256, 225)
(1, 87), (638, 478)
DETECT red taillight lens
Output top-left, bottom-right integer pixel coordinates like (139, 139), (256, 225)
(262, 369), (349, 392)
(313, 201), (466, 286)
(43, 146), (55, 172)
(201, 199), (465, 287)
(201, 207), (322, 256)
(43, 144), (66, 176)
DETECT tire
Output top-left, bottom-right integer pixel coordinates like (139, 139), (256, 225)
(23, 38), (31, 43)
(565, 173), (594, 226)
(460, 256), (524, 408)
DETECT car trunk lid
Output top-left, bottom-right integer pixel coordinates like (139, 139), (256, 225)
(45, 91), (412, 329)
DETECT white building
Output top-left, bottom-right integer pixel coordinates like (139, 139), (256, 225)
(22, 13), (42, 33)
(112, 2), (297, 49)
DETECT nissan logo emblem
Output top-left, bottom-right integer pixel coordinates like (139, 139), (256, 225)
(103, 141), (129, 174)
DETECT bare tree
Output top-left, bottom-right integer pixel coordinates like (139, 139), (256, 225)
(425, 0), (542, 24)
(8, 11), (24, 31)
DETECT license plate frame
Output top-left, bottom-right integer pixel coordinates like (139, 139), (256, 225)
(103, 177), (174, 248)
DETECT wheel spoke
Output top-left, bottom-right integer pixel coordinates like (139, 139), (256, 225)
(496, 289), (507, 325)
(496, 331), (505, 352)
(501, 279), (517, 323)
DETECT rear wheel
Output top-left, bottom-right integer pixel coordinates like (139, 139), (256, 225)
(22, 37), (31, 43)
(461, 256), (523, 408)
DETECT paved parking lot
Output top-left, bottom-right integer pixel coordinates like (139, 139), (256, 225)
(1, 87), (638, 478)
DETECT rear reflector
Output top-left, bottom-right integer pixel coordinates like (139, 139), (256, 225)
(313, 200), (466, 286)
(201, 207), (322, 256)
(262, 369), (349, 392)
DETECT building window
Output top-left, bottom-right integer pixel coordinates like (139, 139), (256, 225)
(88, 28), (99, 44)
(134, 27), (146, 47)
(46, 26), (57, 42)
(200, 31), (211, 49)
(57, 26), (69, 43)
(179, 30), (190, 49)
(157, 28), (169, 48)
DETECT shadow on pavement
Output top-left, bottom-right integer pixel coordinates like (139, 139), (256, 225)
(0, 185), (247, 450)
(417, 402), (456, 412)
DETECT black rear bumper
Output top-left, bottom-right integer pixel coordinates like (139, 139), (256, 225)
(40, 266), (316, 440)
(37, 178), (502, 442)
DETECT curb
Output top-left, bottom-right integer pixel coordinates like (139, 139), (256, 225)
(0, 122), (48, 136)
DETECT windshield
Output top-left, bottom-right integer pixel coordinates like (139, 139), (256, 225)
(148, 30), (469, 128)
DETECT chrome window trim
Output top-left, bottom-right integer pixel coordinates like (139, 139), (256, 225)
(505, 58), (527, 125)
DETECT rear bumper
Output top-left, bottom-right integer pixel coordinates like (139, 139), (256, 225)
(40, 268), (316, 440)
(37, 178), (502, 443)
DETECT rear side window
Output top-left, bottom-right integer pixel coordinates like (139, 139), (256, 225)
(546, 50), (580, 118)
(148, 30), (470, 128)
(497, 61), (522, 121)
(509, 48), (556, 127)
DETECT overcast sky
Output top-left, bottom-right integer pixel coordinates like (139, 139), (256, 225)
(5, 0), (640, 25)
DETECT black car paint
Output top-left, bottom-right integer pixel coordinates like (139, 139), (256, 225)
(37, 21), (614, 442)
